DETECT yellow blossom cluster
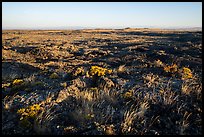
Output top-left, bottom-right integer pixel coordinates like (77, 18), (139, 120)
(2, 83), (11, 88)
(89, 66), (112, 76)
(155, 59), (193, 80)
(17, 104), (41, 120)
(182, 67), (193, 79)
(12, 79), (24, 85)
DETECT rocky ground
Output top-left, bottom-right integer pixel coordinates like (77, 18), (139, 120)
(2, 28), (202, 135)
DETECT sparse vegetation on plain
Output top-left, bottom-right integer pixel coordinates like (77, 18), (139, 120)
(2, 28), (202, 135)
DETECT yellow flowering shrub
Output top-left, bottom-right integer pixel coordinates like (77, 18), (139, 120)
(89, 66), (112, 77)
(17, 104), (41, 120)
(12, 79), (24, 85)
(2, 83), (11, 88)
(182, 67), (193, 79)
(164, 64), (178, 73)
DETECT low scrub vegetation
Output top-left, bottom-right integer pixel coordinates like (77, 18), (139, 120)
(2, 29), (202, 135)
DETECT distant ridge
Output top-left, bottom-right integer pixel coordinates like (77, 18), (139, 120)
(2, 26), (202, 31)
(162, 27), (202, 31)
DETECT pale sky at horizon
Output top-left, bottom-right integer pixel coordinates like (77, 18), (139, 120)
(2, 2), (202, 29)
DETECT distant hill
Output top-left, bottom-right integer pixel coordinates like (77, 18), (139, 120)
(164, 27), (202, 31)
(2, 26), (202, 31)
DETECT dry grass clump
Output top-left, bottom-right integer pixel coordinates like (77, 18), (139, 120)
(121, 107), (138, 134)
(72, 67), (85, 76)
(117, 65), (126, 73)
(154, 59), (164, 67)
(33, 102), (59, 135)
(3, 95), (16, 110)
(123, 90), (133, 99)
(164, 64), (178, 73)
(53, 82), (120, 134)
(181, 77), (202, 96)
(178, 111), (192, 135)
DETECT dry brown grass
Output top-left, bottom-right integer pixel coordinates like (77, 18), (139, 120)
(2, 29), (202, 135)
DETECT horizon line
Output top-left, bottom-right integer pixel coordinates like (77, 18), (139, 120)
(2, 26), (202, 31)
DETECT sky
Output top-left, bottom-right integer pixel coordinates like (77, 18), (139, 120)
(2, 2), (202, 29)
